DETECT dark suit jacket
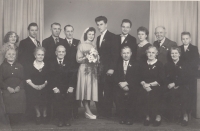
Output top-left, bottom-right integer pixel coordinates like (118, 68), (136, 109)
(97, 30), (119, 72)
(153, 37), (177, 65)
(117, 34), (137, 61)
(180, 44), (199, 78)
(49, 58), (76, 94)
(115, 60), (139, 94)
(42, 36), (64, 64)
(18, 37), (40, 66)
(61, 38), (80, 72)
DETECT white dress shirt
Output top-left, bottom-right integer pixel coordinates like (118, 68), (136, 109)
(99, 29), (107, 47)
(29, 36), (38, 47)
(121, 34), (128, 44)
(184, 44), (189, 52)
(66, 38), (73, 45)
(159, 37), (166, 47)
(57, 58), (64, 65)
(123, 60), (129, 74)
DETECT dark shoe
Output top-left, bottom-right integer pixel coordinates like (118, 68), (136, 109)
(119, 120), (126, 124)
(57, 120), (64, 127)
(73, 114), (79, 119)
(35, 117), (41, 125)
(143, 119), (150, 126)
(181, 120), (188, 126)
(153, 120), (161, 127)
(42, 116), (48, 124)
(97, 115), (105, 119)
(126, 120), (133, 125)
(65, 120), (71, 127)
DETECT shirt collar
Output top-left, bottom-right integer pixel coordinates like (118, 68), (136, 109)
(147, 59), (157, 65)
(66, 38), (73, 43)
(52, 35), (59, 41)
(121, 34), (128, 37)
(159, 37), (166, 45)
(29, 36), (36, 43)
(123, 60), (129, 65)
(184, 44), (189, 48)
(101, 29), (107, 36)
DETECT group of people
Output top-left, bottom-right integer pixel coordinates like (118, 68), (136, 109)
(0, 16), (199, 128)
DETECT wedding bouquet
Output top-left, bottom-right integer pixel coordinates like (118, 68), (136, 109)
(84, 48), (99, 77)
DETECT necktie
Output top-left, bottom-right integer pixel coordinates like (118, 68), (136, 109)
(124, 61), (128, 74)
(55, 38), (59, 44)
(69, 40), (72, 46)
(158, 40), (161, 47)
(59, 61), (62, 65)
(34, 39), (40, 47)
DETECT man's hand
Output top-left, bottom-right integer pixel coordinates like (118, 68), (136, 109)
(174, 86), (179, 89)
(15, 86), (20, 93)
(142, 83), (150, 89)
(119, 82), (128, 88)
(168, 83), (175, 89)
(106, 69), (114, 76)
(123, 86), (129, 91)
(67, 87), (74, 93)
(53, 87), (60, 93)
(7, 87), (15, 93)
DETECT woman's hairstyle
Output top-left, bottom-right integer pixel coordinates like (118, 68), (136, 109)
(137, 26), (149, 39)
(84, 27), (96, 41)
(170, 46), (181, 55)
(5, 49), (17, 59)
(3, 31), (19, 43)
(33, 47), (46, 56)
(146, 46), (158, 55)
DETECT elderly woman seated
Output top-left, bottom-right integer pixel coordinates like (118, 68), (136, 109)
(0, 49), (26, 124)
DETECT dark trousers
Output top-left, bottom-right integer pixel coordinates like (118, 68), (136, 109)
(116, 91), (137, 121)
(141, 86), (162, 118)
(53, 93), (73, 121)
(96, 74), (115, 116)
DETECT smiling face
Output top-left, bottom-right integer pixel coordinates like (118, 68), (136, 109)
(147, 47), (157, 61)
(65, 26), (74, 39)
(8, 33), (17, 44)
(29, 26), (38, 38)
(155, 27), (166, 41)
(5, 49), (16, 62)
(35, 49), (44, 62)
(87, 31), (95, 42)
(96, 20), (107, 33)
(56, 46), (66, 60)
(51, 24), (61, 37)
(138, 31), (147, 42)
(171, 49), (180, 61)
(181, 35), (191, 46)
(121, 22), (131, 35)
(121, 48), (132, 61)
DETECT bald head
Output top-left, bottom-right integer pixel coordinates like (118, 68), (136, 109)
(155, 26), (166, 41)
(55, 45), (66, 60)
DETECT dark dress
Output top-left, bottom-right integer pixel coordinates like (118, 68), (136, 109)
(25, 62), (48, 107)
(0, 61), (26, 114)
(164, 60), (190, 119)
(139, 60), (165, 117)
(136, 43), (151, 62)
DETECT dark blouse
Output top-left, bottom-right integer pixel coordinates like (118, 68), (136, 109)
(0, 61), (24, 90)
(136, 43), (151, 62)
(165, 60), (189, 87)
(140, 60), (165, 86)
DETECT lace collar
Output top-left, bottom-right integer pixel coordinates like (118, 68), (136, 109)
(147, 59), (157, 65)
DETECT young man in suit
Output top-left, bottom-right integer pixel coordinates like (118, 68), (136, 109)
(62, 25), (80, 119)
(95, 16), (119, 118)
(50, 45), (75, 127)
(115, 46), (139, 125)
(117, 19), (137, 61)
(18, 23), (41, 67)
(153, 26), (177, 65)
(179, 32), (199, 119)
(42, 22), (64, 64)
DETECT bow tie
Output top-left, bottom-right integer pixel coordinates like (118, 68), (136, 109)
(120, 34), (128, 37)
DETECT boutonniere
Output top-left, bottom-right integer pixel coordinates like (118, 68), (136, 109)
(15, 67), (18, 69)
(102, 39), (105, 42)
(152, 65), (156, 69)
(128, 64), (132, 67)
(125, 41), (127, 44)
(162, 45), (168, 50)
(179, 66), (182, 69)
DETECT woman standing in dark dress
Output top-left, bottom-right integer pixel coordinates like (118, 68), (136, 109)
(164, 47), (190, 126)
(0, 49), (26, 124)
(25, 47), (48, 125)
(139, 46), (164, 126)
(136, 27), (151, 62)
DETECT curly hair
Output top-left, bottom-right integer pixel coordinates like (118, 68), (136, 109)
(3, 31), (19, 43)
(84, 27), (96, 41)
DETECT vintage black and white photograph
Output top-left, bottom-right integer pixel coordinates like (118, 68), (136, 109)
(0, 0), (200, 131)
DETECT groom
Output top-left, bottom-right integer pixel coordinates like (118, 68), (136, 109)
(95, 16), (119, 118)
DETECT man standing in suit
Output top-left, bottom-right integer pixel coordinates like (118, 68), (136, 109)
(115, 46), (139, 125)
(18, 23), (41, 67)
(62, 25), (80, 119)
(42, 22), (64, 64)
(117, 19), (137, 61)
(153, 26), (177, 65)
(50, 45), (75, 127)
(95, 16), (119, 118)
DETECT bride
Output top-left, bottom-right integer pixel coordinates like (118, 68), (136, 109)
(76, 27), (99, 119)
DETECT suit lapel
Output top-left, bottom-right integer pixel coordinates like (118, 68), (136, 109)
(122, 34), (129, 45)
(27, 37), (37, 47)
(100, 31), (108, 48)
